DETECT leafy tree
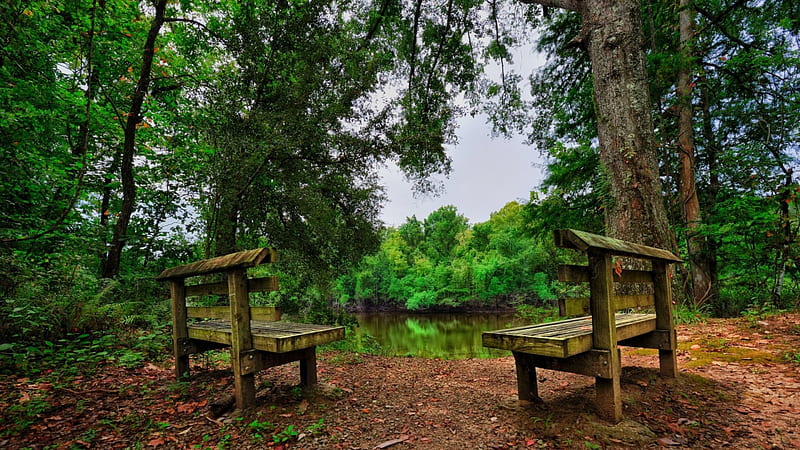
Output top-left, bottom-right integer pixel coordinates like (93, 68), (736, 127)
(337, 203), (559, 311)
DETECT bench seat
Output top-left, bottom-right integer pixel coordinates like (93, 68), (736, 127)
(483, 313), (656, 358)
(188, 320), (345, 354)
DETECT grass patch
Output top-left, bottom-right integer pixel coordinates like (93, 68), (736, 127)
(680, 341), (780, 368)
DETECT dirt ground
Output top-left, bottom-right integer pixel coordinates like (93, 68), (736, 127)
(2, 313), (799, 449)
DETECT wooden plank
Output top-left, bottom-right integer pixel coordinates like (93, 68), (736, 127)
(187, 306), (229, 320)
(187, 306), (280, 321)
(253, 323), (345, 353)
(527, 349), (617, 379)
(156, 248), (277, 280)
(555, 229), (682, 263)
(187, 321), (345, 353)
(559, 294), (654, 316)
(170, 279), (190, 379)
(228, 268), (255, 409)
(558, 265), (654, 284)
(249, 276), (280, 293)
(185, 276), (280, 297)
(251, 307), (281, 321)
(618, 329), (674, 350)
(186, 282), (228, 297)
(187, 326), (232, 345)
(558, 297), (590, 316)
(482, 314), (656, 358)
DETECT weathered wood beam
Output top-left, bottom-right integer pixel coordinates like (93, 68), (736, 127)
(171, 279), (190, 379)
(618, 330), (674, 350)
(558, 294), (654, 316)
(525, 349), (617, 379)
(156, 248), (277, 280)
(229, 268), (255, 409)
(558, 264), (654, 283)
(555, 229), (682, 263)
(653, 261), (678, 377)
(185, 276), (279, 297)
(589, 252), (622, 423)
(187, 306), (281, 321)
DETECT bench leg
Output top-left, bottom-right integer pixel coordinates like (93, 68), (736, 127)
(513, 352), (541, 402)
(595, 377), (622, 423)
(659, 348), (678, 378)
(175, 354), (190, 380)
(232, 348), (257, 409)
(299, 347), (318, 386)
(595, 348), (622, 423)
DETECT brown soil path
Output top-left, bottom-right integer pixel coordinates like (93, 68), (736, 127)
(1, 313), (799, 449)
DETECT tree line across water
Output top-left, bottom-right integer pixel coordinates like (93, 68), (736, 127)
(0, 0), (798, 367)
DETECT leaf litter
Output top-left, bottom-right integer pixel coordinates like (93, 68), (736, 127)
(0, 313), (798, 448)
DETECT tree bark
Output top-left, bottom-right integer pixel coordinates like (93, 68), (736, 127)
(212, 186), (242, 257)
(520, 0), (675, 250)
(102, 0), (168, 278)
(677, 0), (714, 306)
(698, 76), (721, 312)
(585, 0), (675, 249)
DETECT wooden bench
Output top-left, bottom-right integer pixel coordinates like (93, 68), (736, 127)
(156, 248), (345, 410)
(483, 229), (681, 423)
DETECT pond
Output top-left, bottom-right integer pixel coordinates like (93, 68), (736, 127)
(353, 312), (530, 359)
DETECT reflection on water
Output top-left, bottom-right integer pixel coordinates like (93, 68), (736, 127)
(353, 312), (529, 359)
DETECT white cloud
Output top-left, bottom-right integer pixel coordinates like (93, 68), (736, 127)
(379, 113), (545, 226)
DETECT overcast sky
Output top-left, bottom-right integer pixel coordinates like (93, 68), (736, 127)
(379, 49), (548, 227)
(378, 113), (547, 227)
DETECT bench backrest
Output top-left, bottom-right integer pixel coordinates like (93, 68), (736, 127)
(157, 248), (281, 321)
(554, 229), (681, 317)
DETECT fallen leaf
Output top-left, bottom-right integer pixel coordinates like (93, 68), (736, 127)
(373, 436), (409, 449)
(657, 437), (682, 446)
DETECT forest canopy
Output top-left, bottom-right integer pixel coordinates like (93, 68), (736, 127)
(0, 0), (798, 348)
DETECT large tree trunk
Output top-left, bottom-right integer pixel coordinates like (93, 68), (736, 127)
(521, 0), (675, 250)
(677, 0), (714, 306)
(584, 0), (675, 249)
(101, 0), (167, 278)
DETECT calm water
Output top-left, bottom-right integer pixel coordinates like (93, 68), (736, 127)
(353, 312), (529, 359)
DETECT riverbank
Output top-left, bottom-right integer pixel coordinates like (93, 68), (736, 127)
(2, 313), (799, 448)
(343, 296), (529, 314)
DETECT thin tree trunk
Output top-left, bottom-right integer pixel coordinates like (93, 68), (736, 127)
(677, 0), (714, 307)
(102, 0), (168, 278)
(698, 76), (721, 312)
(213, 186), (242, 257)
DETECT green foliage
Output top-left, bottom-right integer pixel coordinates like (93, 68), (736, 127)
(248, 419), (275, 442)
(323, 328), (385, 356)
(1, 332), (119, 377)
(784, 351), (800, 366)
(673, 302), (710, 325)
(273, 424), (299, 444)
(515, 305), (559, 324)
(337, 203), (559, 311)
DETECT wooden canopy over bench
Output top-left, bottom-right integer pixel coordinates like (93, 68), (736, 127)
(157, 248), (344, 410)
(483, 229), (681, 423)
